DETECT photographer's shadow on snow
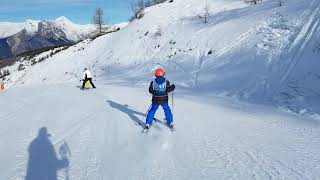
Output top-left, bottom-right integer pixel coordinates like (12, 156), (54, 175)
(107, 100), (145, 128)
(25, 127), (70, 180)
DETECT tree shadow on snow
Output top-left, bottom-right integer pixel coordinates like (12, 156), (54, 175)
(25, 127), (70, 180)
(107, 100), (146, 128)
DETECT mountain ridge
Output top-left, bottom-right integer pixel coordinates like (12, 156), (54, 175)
(0, 16), (94, 39)
(0, 17), (96, 60)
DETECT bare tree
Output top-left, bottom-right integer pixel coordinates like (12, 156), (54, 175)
(130, 0), (167, 17)
(93, 7), (104, 35)
(130, 0), (145, 21)
(204, 1), (210, 23)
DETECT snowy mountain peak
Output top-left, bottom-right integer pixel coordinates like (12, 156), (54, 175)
(0, 16), (96, 59)
(25, 19), (40, 25)
(55, 16), (69, 21)
(23, 19), (40, 35)
(54, 16), (73, 25)
(0, 17), (94, 39)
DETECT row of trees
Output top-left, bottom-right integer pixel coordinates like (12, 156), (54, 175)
(93, 0), (172, 35)
(91, 0), (287, 35)
(93, 0), (284, 35)
(130, 0), (172, 21)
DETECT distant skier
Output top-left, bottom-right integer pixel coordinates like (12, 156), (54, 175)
(81, 68), (96, 90)
(145, 68), (175, 129)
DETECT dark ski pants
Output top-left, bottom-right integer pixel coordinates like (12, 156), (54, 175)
(82, 78), (96, 89)
(146, 102), (173, 125)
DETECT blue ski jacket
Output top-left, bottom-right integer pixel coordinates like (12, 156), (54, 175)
(148, 76), (175, 103)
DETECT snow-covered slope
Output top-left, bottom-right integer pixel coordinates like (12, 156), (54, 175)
(1, 0), (320, 179)
(5, 0), (319, 114)
(0, 16), (95, 41)
(1, 84), (320, 180)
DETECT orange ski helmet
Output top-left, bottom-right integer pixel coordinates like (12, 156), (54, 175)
(155, 68), (165, 77)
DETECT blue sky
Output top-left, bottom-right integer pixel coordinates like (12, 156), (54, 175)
(0, 0), (132, 24)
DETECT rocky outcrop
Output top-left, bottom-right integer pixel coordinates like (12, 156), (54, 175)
(0, 20), (82, 60)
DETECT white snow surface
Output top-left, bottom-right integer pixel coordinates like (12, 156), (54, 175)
(3, 0), (319, 113)
(1, 84), (320, 180)
(1, 0), (320, 179)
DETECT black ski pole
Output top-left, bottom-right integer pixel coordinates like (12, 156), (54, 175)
(171, 92), (174, 115)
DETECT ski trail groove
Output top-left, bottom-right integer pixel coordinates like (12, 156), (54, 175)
(280, 1), (320, 83)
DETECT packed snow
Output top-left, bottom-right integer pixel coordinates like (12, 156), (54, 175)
(1, 84), (320, 180)
(1, 0), (320, 179)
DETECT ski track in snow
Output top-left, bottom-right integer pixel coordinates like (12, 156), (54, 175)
(200, 27), (256, 70)
(280, 0), (320, 84)
(1, 84), (320, 180)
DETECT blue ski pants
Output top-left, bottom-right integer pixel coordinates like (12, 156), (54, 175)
(146, 102), (173, 125)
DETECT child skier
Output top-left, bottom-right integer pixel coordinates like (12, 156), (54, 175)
(81, 68), (96, 90)
(145, 68), (175, 129)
